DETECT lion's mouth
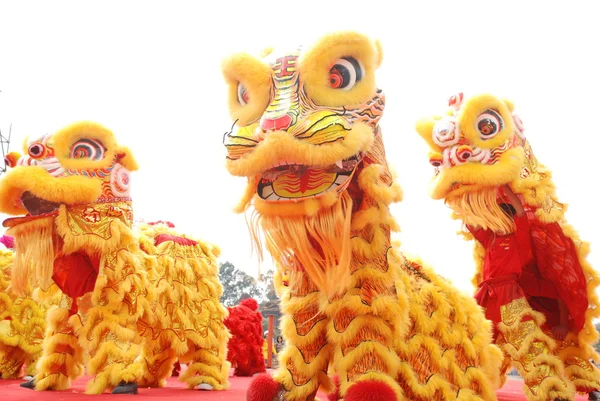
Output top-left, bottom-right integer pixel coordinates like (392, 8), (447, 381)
(257, 153), (363, 202)
(20, 191), (61, 216)
(2, 192), (61, 228)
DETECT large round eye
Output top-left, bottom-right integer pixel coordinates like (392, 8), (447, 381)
(237, 83), (250, 106)
(70, 138), (106, 160)
(476, 109), (504, 139)
(28, 143), (47, 159)
(329, 57), (363, 90)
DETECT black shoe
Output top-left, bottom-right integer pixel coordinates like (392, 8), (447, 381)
(111, 381), (138, 395)
(20, 379), (35, 390)
(589, 390), (600, 400)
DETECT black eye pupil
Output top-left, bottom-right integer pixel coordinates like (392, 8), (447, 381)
(478, 119), (497, 135)
(31, 145), (42, 155)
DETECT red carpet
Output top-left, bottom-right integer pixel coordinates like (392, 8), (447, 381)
(0, 375), (589, 400)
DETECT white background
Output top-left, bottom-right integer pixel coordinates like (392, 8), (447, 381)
(0, 0), (598, 295)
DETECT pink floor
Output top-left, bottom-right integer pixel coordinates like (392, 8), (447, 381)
(0, 374), (590, 400)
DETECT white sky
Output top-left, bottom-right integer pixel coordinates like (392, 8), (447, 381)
(0, 0), (598, 295)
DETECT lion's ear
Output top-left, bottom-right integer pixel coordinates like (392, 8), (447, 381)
(115, 146), (138, 171)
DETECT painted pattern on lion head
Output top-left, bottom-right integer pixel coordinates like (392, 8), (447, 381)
(223, 32), (385, 215)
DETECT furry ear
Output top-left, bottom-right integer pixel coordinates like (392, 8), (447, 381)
(4, 152), (21, 168)
(115, 146), (139, 171)
(259, 47), (273, 58)
(503, 98), (515, 112)
(374, 39), (384, 69)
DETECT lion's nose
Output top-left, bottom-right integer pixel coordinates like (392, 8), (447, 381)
(260, 115), (292, 132)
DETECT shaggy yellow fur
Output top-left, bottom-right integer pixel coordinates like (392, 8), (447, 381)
(135, 222), (230, 390)
(0, 122), (230, 394)
(415, 92), (600, 399)
(0, 249), (55, 379)
(222, 32), (503, 401)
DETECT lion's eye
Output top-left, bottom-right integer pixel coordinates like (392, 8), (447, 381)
(476, 109), (504, 139)
(329, 57), (363, 90)
(70, 138), (106, 160)
(237, 83), (250, 106)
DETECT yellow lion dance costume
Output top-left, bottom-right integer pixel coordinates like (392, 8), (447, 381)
(416, 92), (600, 401)
(0, 122), (230, 394)
(221, 31), (503, 401)
(0, 241), (54, 380)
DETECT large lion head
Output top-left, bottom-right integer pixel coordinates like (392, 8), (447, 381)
(221, 32), (391, 294)
(415, 93), (528, 233)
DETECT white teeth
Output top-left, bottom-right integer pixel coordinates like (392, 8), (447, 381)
(326, 182), (340, 193)
(334, 175), (348, 185)
(335, 160), (343, 169)
(261, 185), (274, 199)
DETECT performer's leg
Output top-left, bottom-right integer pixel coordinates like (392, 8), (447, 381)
(497, 298), (575, 401)
(0, 345), (26, 379)
(327, 262), (403, 401)
(247, 274), (331, 401)
(76, 256), (147, 395)
(179, 340), (230, 391)
(32, 297), (84, 391)
(554, 333), (600, 397)
(138, 339), (177, 388)
(393, 257), (502, 401)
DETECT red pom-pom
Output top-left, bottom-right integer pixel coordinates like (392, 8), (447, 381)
(246, 374), (280, 401)
(344, 380), (397, 401)
(327, 374), (341, 401)
(240, 297), (259, 311)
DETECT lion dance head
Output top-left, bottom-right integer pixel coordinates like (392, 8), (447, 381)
(221, 32), (398, 295)
(415, 92), (532, 234)
(0, 121), (138, 295)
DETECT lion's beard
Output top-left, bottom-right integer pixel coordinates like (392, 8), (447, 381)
(7, 216), (56, 296)
(247, 191), (353, 297)
(447, 187), (516, 235)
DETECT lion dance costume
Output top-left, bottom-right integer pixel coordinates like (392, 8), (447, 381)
(0, 122), (230, 394)
(221, 31), (503, 401)
(415, 92), (600, 401)
(224, 297), (266, 377)
(0, 235), (52, 380)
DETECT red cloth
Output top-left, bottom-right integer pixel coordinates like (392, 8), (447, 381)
(469, 215), (532, 325)
(527, 219), (588, 331)
(469, 209), (589, 333)
(52, 252), (99, 314)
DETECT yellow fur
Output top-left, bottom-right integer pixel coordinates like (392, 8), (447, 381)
(222, 32), (502, 401)
(0, 122), (229, 394)
(0, 249), (55, 379)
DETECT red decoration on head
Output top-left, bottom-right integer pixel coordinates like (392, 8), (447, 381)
(448, 92), (464, 111)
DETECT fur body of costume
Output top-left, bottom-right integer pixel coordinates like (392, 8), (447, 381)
(0, 122), (230, 394)
(221, 32), (503, 401)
